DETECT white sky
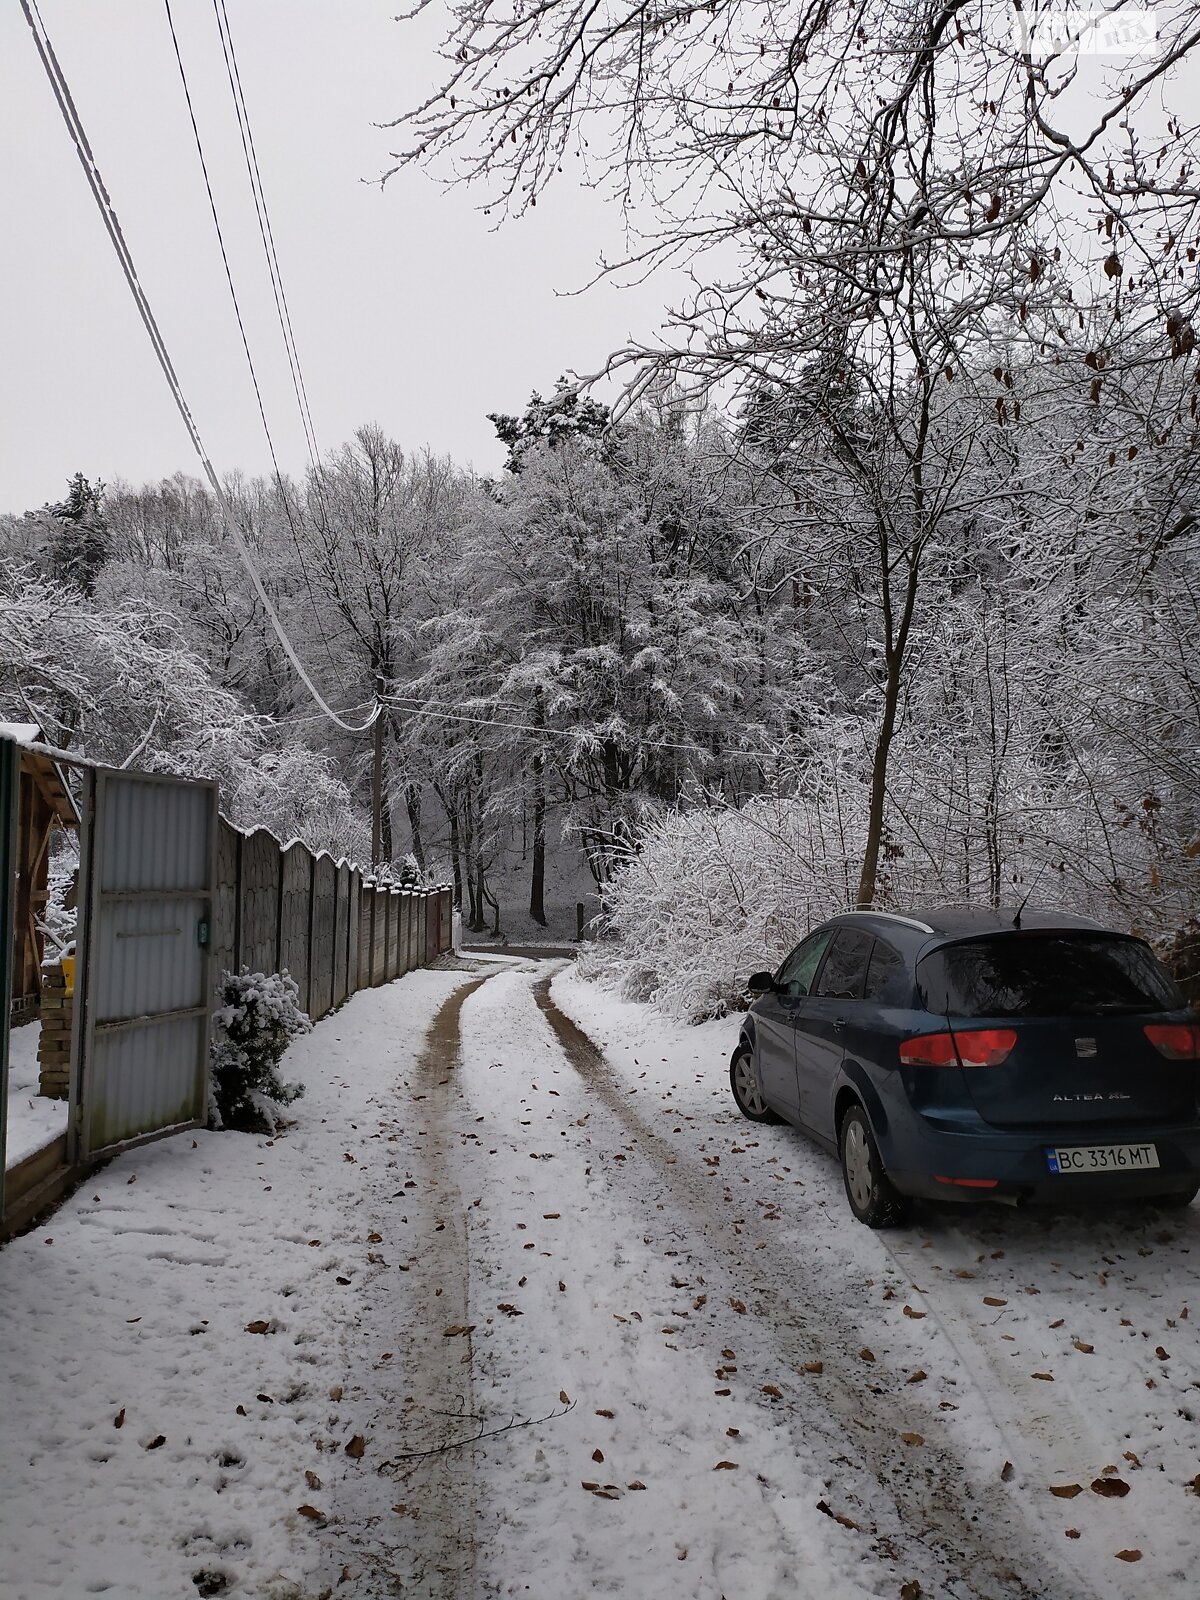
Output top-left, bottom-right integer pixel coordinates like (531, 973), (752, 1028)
(0, 0), (672, 514)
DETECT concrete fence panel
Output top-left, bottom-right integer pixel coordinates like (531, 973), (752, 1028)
(240, 828), (281, 976)
(310, 854), (337, 1020)
(334, 862), (350, 1008)
(212, 819), (239, 988)
(279, 842), (313, 1011)
(372, 888), (387, 986)
(347, 869), (361, 995)
(383, 891), (398, 980)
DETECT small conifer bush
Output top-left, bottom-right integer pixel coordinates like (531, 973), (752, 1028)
(209, 968), (310, 1132)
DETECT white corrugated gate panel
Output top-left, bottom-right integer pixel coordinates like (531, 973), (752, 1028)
(87, 1016), (208, 1154)
(82, 771), (215, 1159)
(95, 896), (207, 1021)
(99, 776), (210, 892)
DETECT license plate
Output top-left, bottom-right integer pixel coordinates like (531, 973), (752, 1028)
(1046, 1143), (1159, 1174)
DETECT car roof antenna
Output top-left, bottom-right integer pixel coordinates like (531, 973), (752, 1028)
(1012, 859), (1052, 928)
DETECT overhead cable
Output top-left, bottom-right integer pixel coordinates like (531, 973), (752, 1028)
(20, 0), (376, 734)
(210, 0), (321, 468)
(161, 0), (347, 702)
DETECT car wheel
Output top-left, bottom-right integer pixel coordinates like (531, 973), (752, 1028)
(839, 1103), (911, 1228)
(1147, 1184), (1199, 1210)
(729, 1043), (781, 1124)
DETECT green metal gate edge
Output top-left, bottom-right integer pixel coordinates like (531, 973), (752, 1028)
(0, 738), (21, 1223)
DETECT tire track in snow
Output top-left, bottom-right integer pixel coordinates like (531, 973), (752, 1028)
(360, 970), (495, 1598)
(531, 972), (1096, 1600)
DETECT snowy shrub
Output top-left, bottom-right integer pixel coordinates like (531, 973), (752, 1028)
(209, 969), (311, 1133)
(223, 743), (371, 864)
(584, 780), (867, 1023)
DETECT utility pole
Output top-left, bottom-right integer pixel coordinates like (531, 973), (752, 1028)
(370, 701), (383, 869)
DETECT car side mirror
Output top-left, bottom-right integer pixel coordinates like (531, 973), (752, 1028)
(746, 971), (775, 995)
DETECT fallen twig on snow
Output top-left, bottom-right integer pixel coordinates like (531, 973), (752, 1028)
(378, 1400), (576, 1470)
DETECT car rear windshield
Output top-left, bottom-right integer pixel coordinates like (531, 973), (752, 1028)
(917, 934), (1183, 1018)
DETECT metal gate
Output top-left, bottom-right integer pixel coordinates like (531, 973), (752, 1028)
(0, 737), (19, 1194)
(76, 767), (217, 1162)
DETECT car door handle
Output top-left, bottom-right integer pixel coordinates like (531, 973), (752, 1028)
(832, 1016), (846, 1032)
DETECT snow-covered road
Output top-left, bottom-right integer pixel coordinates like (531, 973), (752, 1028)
(1, 956), (1196, 1599)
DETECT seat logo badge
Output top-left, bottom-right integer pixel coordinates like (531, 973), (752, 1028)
(1075, 1037), (1098, 1058)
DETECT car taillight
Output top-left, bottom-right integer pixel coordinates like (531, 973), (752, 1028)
(1144, 1023), (1200, 1061)
(900, 1031), (958, 1067)
(900, 1028), (1017, 1068)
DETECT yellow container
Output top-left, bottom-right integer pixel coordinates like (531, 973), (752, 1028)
(60, 955), (76, 996)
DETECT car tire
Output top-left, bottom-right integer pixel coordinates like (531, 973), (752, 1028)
(729, 1043), (781, 1124)
(839, 1103), (911, 1228)
(1147, 1185), (1199, 1210)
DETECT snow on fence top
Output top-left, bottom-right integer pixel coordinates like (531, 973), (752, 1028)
(212, 814), (451, 1021)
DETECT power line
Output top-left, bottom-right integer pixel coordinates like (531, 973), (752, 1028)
(381, 690), (808, 766)
(20, 0), (377, 735)
(210, 0), (320, 468)
(161, 0), (347, 708)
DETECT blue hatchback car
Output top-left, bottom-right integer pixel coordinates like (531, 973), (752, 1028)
(731, 907), (1200, 1226)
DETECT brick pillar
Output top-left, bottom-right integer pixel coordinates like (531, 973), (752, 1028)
(37, 961), (73, 1100)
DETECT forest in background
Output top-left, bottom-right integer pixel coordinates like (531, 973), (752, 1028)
(2, 353), (1197, 1017)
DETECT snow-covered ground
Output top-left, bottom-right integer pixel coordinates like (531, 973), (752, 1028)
(1, 957), (1196, 1598)
(5, 1021), (67, 1169)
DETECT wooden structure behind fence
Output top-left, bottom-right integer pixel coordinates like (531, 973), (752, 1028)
(212, 819), (453, 1020)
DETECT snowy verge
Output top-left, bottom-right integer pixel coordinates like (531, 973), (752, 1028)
(5, 1022), (67, 1170)
(0, 967), (467, 1600)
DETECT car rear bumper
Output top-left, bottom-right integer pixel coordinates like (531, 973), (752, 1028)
(886, 1121), (1200, 1204)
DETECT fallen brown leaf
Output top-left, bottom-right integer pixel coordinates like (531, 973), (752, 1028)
(1073, 1341), (1094, 1354)
(859, 1347), (876, 1362)
(902, 1305), (926, 1319)
(713, 1460), (738, 1470)
(1090, 1478), (1129, 1498)
(113, 1408), (125, 1430)
(1032, 1372), (1054, 1381)
(983, 1296), (1008, 1307)
(1115, 1550), (1142, 1563)
(244, 1320), (271, 1335)
(592, 1448), (604, 1463)
(906, 1370), (928, 1384)
(900, 1432), (924, 1447)
(297, 1504), (326, 1523)
(345, 1435), (366, 1460)
(305, 1470), (321, 1490)
(1050, 1484), (1083, 1499)
(802, 1360), (824, 1374)
(145, 1435), (166, 1450)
